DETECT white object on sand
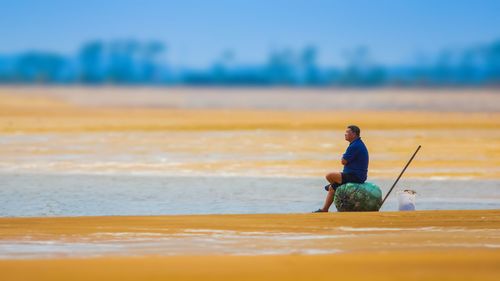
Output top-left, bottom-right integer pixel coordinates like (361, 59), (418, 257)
(397, 189), (417, 211)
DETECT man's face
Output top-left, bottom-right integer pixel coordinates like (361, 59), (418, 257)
(345, 128), (356, 142)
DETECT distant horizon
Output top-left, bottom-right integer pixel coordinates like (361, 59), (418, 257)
(1, 0), (500, 68)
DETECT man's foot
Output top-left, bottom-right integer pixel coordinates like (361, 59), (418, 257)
(312, 208), (327, 213)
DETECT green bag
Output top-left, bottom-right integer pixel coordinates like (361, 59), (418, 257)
(334, 182), (382, 212)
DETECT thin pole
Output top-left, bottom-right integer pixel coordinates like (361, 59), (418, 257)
(379, 145), (421, 209)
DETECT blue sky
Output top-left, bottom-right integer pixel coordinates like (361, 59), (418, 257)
(1, 0), (499, 68)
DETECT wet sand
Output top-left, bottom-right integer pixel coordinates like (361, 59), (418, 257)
(1, 210), (499, 280)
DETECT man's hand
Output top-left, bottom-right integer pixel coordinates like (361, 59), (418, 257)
(341, 158), (347, 165)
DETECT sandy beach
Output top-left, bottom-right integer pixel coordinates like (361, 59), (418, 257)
(1, 210), (499, 280)
(0, 87), (499, 280)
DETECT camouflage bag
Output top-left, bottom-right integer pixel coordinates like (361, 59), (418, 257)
(334, 182), (382, 212)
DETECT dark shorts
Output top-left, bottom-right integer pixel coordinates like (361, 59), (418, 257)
(325, 173), (363, 191)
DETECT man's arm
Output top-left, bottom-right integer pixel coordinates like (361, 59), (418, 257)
(342, 145), (359, 166)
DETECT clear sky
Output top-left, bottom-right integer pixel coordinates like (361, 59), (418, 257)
(1, 0), (499, 68)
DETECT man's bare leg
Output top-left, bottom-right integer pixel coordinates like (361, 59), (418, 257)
(326, 172), (342, 185)
(320, 172), (343, 212)
(321, 186), (335, 212)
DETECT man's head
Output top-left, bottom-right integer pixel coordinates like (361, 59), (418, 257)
(345, 125), (360, 142)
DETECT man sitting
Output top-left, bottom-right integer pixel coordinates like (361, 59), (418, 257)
(314, 125), (369, 212)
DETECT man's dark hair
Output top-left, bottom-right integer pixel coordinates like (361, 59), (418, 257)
(347, 125), (360, 136)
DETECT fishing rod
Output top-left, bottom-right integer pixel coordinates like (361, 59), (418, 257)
(379, 145), (421, 210)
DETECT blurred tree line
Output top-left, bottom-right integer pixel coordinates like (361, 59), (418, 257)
(0, 39), (499, 87)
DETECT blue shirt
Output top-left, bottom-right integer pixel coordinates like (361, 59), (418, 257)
(342, 137), (369, 182)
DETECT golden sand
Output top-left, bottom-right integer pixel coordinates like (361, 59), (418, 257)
(1, 250), (499, 281)
(1, 90), (498, 132)
(0, 88), (499, 179)
(1, 210), (499, 280)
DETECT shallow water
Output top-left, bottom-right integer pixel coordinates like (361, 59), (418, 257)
(1, 173), (499, 217)
(1, 129), (499, 216)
